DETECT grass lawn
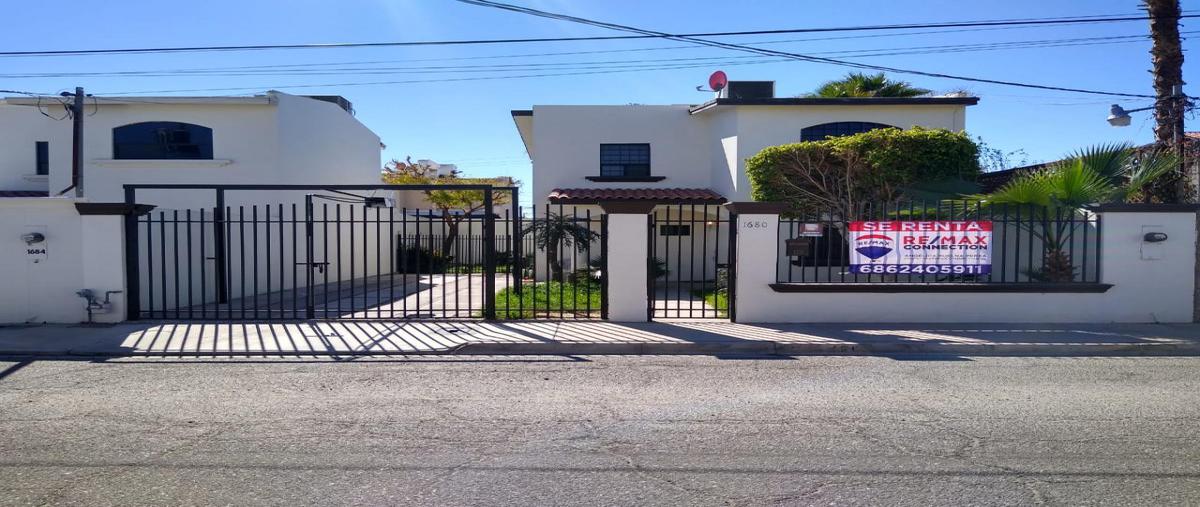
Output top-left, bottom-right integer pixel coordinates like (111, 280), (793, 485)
(494, 280), (603, 319)
(691, 288), (729, 318)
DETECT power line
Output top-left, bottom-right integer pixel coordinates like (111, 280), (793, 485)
(1, 32), (1175, 82)
(456, 0), (1163, 98)
(14, 22), (1119, 73)
(0, 12), (1193, 58)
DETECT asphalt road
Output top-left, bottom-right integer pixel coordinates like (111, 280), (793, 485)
(1, 355), (1198, 506)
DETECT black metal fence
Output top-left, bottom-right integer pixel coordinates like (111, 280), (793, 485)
(649, 203), (734, 319)
(777, 201), (1102, 285)
(125, 184), (606, 321)
(496, 204), (605, 319)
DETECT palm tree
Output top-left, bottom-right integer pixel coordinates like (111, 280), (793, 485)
(809, 72), (931, 98)
(523, 212), (600, 281)
(971, 143), (1179, 281)
(1143, 0), (1187, 202)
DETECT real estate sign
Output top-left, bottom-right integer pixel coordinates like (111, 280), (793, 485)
(847, 221), (992, 275)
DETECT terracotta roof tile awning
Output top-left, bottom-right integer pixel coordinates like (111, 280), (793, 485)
(548, 188), (727, 204)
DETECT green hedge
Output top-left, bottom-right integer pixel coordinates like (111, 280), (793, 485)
(746, 127), (980, 212)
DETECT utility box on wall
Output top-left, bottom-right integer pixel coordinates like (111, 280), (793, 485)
(1140, 225), (1166, 261)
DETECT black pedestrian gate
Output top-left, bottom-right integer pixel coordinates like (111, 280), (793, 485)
(124, 184), (605, 321)
(648, 203), (736, 320)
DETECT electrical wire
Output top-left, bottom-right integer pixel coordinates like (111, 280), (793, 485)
(0, 32), (1171, 79)
(20, 33), (1179, 97)
(11, 22), (1121, 74)
(456, 0), (1164, 98)
(0, 12), (1193, 57)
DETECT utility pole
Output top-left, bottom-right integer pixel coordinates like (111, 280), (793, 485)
(59, 86), (86, 197)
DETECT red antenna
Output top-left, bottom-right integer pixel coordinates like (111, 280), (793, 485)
(708, 70), (728, 92)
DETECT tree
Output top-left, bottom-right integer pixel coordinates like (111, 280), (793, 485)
(808, 72), (931, 98)
(972, 143), (1179, 281)
(746, 127), (980, 217)
(1146, 0), (1185, 148)
(523, 212), (599, 281)
(1143, 0), (1188, 202)
(381, 157), (512, 257)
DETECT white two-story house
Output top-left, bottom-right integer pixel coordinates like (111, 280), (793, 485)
(511, 80), (978, 283)
(512, 80), (977, 208)
(0, 90), (382, 209)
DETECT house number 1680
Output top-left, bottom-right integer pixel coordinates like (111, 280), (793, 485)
(742, 220), (771, 229)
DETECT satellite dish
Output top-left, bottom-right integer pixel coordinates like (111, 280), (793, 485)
(708, 70), (728, 92)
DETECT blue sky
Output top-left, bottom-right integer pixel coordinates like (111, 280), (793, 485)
(1, 0), (1194, 204)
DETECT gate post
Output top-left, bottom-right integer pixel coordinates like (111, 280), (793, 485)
(213, 188), (228, 304)
(123, 187), (140, 320)
(482, 189), (497, 320)
(304, 194), (316, 319)
(598, 201), (655, 322)
(724, 203), (788, 324)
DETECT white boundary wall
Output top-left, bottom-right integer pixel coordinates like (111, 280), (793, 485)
(0, 198), (127, 324)
(730, 207), (1198, 323)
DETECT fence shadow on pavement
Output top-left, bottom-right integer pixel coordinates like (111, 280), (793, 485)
(0, 320), (1197, 360)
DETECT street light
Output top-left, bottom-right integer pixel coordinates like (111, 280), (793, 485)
(1106, 104), (1153, 127)
(1106, 84), (1187, 128)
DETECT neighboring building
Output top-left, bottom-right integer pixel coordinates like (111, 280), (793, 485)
(0, 91), (382, 209)
(511, 80), (978, 208)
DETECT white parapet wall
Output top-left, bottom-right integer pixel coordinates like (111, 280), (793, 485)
(0, 198), (129, 324)
(730, 205), (1198, 324)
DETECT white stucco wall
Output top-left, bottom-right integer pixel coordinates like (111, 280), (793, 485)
(0, 198), (126, 324)
(274, 93), (382, 186)
(0, 104), (56, 193)
(526, 103), (968, 205)
(530, 105), (711, 205)
(731, 210), (1197, 323)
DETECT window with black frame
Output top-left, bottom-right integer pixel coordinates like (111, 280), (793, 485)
(800, 122), (895, 142)
(113, 122), (214, 160)
(599, 143), (650, 177)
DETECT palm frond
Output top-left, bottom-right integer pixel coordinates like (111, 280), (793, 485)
(1119, 148), (1181, 201)
(1064, 142), (1133, 180)
(810, 72), (930, 98)
(1044, 158), (1118, 205)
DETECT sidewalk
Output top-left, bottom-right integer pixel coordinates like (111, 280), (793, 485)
(1, 320), (1199, 357)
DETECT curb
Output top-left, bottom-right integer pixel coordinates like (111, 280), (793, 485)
(3, 340), (1200, 358)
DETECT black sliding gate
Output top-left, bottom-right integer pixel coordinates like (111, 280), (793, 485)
(125, 184), (606, 321)
(648, 203), (735, 320)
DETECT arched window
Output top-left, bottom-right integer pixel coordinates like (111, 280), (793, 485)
(113, 122), (213, 160)
(800, 122), (895, 142)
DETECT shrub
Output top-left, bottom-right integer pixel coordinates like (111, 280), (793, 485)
(746, 127), (980, 215)
(395, 246), (450, 273)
